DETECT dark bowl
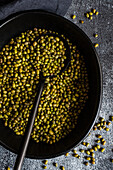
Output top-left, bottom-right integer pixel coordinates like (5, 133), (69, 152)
(0, 10), (102, 159)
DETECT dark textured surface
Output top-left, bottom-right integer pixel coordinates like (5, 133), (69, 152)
(0, 0), (72, 19)
(0, 0), (15, 5)
(0, 0), (113, 169)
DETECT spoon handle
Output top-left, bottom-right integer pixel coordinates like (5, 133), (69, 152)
(14, 80), (45, 170)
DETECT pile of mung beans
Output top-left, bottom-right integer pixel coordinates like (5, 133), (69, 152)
(0, 28), (89, 144)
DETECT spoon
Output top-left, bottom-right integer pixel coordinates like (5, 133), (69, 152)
(14, 33), (71, 170)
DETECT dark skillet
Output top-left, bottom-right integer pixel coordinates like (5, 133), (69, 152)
(0, 10), (102, 159)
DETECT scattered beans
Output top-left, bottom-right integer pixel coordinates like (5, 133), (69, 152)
(100, 117), (104, 122)
(92, 9), (96, 14)
(101, 138), (105, 142)
(60, 166), (65, 170)
(93, 126), (97, 131)
(98, 127), (102, 130)
(42, 166), (47, 169)
(95, 11), (99, 15)
(85, 150), (90, 155)
(91, 160), (95, 165)
(105, 128), (109, 131)
(100, 148), (105, 152)
(72, 15), (76, 19)
(88, 133), (91, 136)
(96, 145), (100, 149)
(86, 13), (89, 18)
(80, 149), (84, 153)
(97, 135), (102, 138)
(93, 146), (98, 151)
(102, 141), (106, 145)
(96, 140), (100, 143)
(90, 16), (93, 20)
(7, 168), (10, 170)
(65, 153), (69, 156)
(74, 154), (78, 157)
(89, 12), (93, 16)
(90, 149), (94, 152)
(73, 150), (77, 154)
(84, 162), (89, 166)
(96, 123), (100, 127)
(43, 160), (48, 165)
(80, 20), (84, 24)
(86, 143), (89, 147)
(85, 9), (99, 20)
(103, 121), (106, 125)
(92, 158), (95, 161)
(107, 122), (111, 126)
(91, 152), (95, 157)
(100, 122), (103, 126)
(110, 116), (113, 121)
(102, 126), (106, 129)
(82, 142), (86, 146)
(86, 157), (91, 161)
(53, 162), (58, 167)
(94, 43), (99, 48)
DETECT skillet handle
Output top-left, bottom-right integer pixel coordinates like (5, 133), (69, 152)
(14, 80), (45, 170)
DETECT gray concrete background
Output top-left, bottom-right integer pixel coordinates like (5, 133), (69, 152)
(0, 0), (113, 169)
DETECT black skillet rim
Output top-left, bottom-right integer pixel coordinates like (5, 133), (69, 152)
(0, 10), (103, 159)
